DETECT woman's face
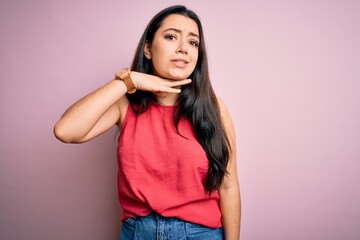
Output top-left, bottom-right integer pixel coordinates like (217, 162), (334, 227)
(145, 14), (200, 80)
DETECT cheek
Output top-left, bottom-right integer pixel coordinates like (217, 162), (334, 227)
(151, 45), (168, 65)
(191, 52), (199, 67)
(191, 47), (199, 59)
(150, 54), (168, 76)
(151, 55), (166, 71)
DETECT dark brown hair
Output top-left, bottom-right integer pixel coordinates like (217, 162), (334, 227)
(128, 5), (230, 192)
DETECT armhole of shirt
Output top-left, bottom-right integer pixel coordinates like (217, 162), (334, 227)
(117, 101), (132, 130)
(116, 96), (131, 125)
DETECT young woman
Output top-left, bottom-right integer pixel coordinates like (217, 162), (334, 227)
(54, 5), (240, 240)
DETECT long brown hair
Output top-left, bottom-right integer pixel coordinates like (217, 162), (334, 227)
(128, 5), (230, 192)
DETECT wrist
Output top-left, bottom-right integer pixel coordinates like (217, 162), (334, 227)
(114, 68), (137, 94)
(112, 78), (128, 92)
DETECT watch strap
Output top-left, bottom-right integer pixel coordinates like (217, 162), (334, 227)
(115, 68), (136, 94)
(123, 75), (136, 94)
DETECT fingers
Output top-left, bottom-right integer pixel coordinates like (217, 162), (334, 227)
(155, 85), (181, 94)
(162, 80), (191, 91)
(158, 79), (191, 93)
(132, 72), (192, 94)
(167, 79), (192, 87)
(148, 78), (192, 94)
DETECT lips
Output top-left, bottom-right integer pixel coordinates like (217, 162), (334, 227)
(171, 58), (189, 68)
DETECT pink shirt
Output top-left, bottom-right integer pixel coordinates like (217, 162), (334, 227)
(117, 102), (222, 228)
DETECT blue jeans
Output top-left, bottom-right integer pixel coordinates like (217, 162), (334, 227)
(119, 212), (224, 240)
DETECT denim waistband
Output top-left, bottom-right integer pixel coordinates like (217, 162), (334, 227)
(119, 212), (224, 240)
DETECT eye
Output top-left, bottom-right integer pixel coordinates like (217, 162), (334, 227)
(165, 34), (177, 40)
(189, 40), (199, 47)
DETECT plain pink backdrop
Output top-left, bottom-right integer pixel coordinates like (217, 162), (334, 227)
(1, 0), (359, 239)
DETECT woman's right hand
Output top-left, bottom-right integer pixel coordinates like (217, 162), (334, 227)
(53, 71), (192, 144)
(131, 72), (192, 94)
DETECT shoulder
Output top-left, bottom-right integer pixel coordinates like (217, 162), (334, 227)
(216, 96), (235, 137)
(216, 96), (230, 118)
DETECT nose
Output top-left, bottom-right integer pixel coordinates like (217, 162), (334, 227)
(175, 40), (188, 55)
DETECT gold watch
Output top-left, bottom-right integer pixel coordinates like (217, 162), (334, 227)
(115, 68), (136, 94)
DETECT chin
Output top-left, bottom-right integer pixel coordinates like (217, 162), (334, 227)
(167, 75), (189, 80)
(156, 73), (190, 80)
(168, 70), (193, 80)
(153, 67), (193, 80)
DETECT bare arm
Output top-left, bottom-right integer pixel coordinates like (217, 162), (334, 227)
(53, 71), (192, 143)
(218, 98), (241, 240)
(53, 79), (127, 143)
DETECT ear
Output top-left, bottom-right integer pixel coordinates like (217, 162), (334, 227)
(144, 41), (152, 59)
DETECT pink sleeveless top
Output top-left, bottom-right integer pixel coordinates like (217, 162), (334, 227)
(117, 102), (222, 228)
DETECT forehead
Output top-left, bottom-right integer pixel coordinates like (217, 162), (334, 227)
(159, 14), (199, 36)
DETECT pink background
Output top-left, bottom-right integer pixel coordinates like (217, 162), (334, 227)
(1, 0), (359, 239)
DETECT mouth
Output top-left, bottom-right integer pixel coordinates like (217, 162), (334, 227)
(171, 59), (189, 68)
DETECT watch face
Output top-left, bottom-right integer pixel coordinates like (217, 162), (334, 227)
(115, 68), (130, 80)
(128, 88), (136, 94)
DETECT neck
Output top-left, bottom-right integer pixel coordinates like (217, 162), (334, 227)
(156, 92), (179, 106)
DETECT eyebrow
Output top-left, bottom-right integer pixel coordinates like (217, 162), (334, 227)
(163, 28), (200, 39)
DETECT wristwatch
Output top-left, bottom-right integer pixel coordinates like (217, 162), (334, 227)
(115, 68), (136, 94)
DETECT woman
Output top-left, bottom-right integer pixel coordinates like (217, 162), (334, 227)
(54, 5), (240, 240)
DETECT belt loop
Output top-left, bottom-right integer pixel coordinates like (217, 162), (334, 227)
(155, 212), (164, 240)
